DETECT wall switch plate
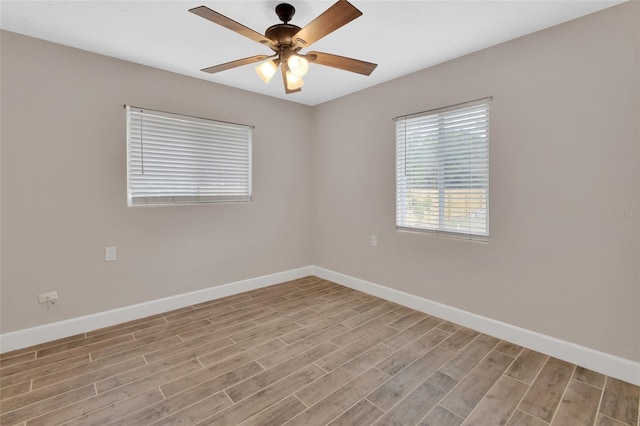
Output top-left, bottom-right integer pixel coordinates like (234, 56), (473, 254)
(105, 246), (117, 262)
(38, 291), (58, 304)
(370, 235), (378, 247)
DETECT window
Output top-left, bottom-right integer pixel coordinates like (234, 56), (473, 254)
(395, 98), (490, 240)
(126, 106), (252, 206)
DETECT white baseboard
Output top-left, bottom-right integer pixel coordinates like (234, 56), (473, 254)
(3, 264), (638, 386)
(0, 266), (314, 353)
(312, 266), (640, 386)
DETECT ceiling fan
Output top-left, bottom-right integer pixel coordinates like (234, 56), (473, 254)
(189, 0), (377, 94)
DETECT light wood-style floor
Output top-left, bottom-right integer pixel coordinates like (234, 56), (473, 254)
(1, 277), (638, 426)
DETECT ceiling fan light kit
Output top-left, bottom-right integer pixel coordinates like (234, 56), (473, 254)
(189, 0), (377, 94)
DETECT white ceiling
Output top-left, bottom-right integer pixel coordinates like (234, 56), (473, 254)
(0, 0), (624, 106)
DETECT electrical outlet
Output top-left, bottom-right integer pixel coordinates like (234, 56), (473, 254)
(105, 246), (117, 262)
(370, 235), (378, 247)
(38, 291), (58, 304)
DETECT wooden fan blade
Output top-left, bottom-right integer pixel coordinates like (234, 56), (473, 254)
(306, 51), (377, 76)
(292, 0), (362, 48)
(201, 55), (270, 74)
(282, 64), (302, 94)
(189, 6), (276, 50)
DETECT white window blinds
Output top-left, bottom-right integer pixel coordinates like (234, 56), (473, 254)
(395, 98), (490, 240)
(126, 106), (252, 206)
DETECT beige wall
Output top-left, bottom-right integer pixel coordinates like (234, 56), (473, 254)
(312, 2), (640, 362)
(1, 2), (639, 363)
(0, 31), (313, 332)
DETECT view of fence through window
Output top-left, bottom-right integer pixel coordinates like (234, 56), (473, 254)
(396, 99), (490, 239)
(406, 188), (487, 232)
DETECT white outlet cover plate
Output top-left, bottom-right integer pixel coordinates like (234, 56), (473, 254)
(38, 291), (58, 303)
(105, 247), (117, 262)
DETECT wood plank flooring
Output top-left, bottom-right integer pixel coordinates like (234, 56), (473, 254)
(1, 276), (638, 426)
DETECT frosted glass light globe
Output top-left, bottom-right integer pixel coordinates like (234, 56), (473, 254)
(287, 55), (309, 77)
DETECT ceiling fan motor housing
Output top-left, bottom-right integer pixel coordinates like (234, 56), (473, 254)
(265, 24), (302, 49)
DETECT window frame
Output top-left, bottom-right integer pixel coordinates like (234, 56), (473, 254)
(125, 106), (253, 207)
(395, 97), (491, 241)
